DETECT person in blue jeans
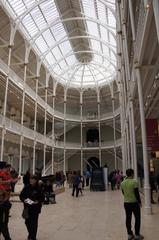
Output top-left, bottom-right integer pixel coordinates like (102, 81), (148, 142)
(121, 169), (144, 240)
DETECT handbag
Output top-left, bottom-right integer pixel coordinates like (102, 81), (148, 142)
(22, 207), (29, 219)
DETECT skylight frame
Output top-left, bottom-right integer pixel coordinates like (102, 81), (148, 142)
(3, 0), (117, 89)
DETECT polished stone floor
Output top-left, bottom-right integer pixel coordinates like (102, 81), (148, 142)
(6, 188), (159, 240)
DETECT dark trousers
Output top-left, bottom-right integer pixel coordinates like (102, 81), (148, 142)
(86, 178), (89, 186)
(124, 202), (141, 236)
(0, 208), (11, 240)
(72, 185), (79, 197)
(25, 212), (39, 240)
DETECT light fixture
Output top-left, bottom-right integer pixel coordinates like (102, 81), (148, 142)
(146, 4), (150, 9)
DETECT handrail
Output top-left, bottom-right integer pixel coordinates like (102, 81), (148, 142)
(0, 114), (121, 149)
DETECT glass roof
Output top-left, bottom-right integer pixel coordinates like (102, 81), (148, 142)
(3, 0), (116, 89)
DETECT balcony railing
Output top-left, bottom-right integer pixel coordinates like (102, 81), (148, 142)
(0, 114), (122, 149)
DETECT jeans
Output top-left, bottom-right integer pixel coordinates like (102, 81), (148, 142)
(124, 202), (141, 236)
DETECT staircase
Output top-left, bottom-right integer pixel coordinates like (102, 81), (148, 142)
(90, 167), (105, 191)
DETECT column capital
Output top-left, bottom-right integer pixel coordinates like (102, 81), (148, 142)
(129, 97), (133, 102)
(117, 30), (122, 35)
(134, 64), (140, 69)
(8, 44), (13, 49)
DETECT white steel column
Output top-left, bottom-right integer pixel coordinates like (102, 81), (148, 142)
(126, 121), (131, 167)
(97, 91), (102, 167)
(112, 97), (117, 169)
(130, 99), (138, 180)
(19, 45), (30, 175)
(19, 62), (27, 176)
(43, 85), (48, 175)
(153, 0), (159, 43)
(136, 67), (152, 214)
(119, 84), (126, 175)
(43, 145), (46, 175)
(33, 78), (38, 174)
(52, 94), (55, 174)
(0, 45), (12, 162)
(80, 91), (83, 175)
(51, 147), (54, 175)
(63, 91), (67, 175)
(0, 23), (16, 161)
(128, 106), (134, 169)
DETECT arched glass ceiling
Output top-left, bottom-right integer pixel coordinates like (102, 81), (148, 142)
(3, 0), (116, 89)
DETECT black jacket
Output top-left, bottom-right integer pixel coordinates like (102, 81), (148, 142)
(20, 184), (44, 214)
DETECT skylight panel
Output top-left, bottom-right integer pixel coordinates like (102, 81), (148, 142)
(35, 36), (48, 53)
(42, 30), (55, 48)
(109, 34), (116, 46)
(108, 14), (116, 28)
(86, 21), (98, 37)
(24, 0), (35, 9)
(52, 47), (62, 60)
(40, 0), (59, 24)
(53, 65), (61, 73)
(22, 14), (38, 37)
(66, 55), (76, 65)
(91, 39), (101, 52)
(103, 45), (110, 56)
(83, 74), (93, 82)
(82, 0), (96, 18)
(100, 26), (109, 43)
(4, 0), (116, 88)
(96, 1), (106, 21)
(9, 0), (26, 15)
(94, 54), (102, 63)
(59, 41), (72, 56)
(30, 7), (47, 31)
(59, 60), (67, 69)
(45, 53), (56, 66)
(51, 23), (66, 42)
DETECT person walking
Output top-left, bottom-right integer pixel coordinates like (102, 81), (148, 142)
(20, 175), (44, 240)
(72, 171), (80, 197)
(121, 168), (144, 240)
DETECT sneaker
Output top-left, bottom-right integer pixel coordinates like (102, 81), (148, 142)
(134, 235), (144, 240)
(128, 234), (134, 240)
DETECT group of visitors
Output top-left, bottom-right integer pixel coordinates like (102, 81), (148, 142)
(0, 164), (56, 240)
(1, 162), (157, 240)
(55, 171), (66, 187)
(108, 169), (124, 190)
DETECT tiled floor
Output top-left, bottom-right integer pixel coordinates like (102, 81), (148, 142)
(7, 188), (159, 240)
